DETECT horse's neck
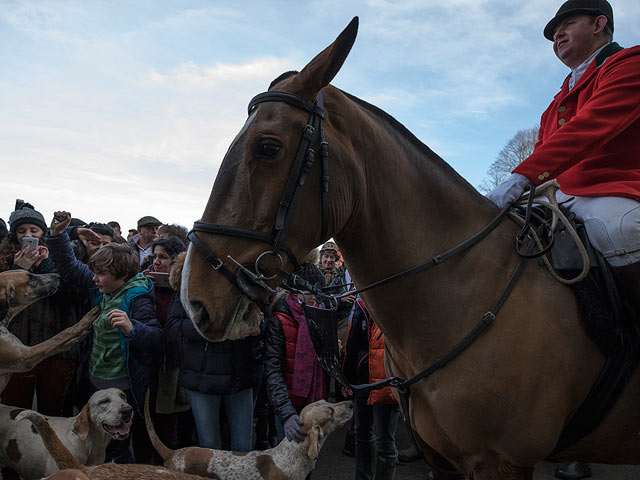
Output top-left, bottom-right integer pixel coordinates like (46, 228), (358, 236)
(333, 98), (513, 351)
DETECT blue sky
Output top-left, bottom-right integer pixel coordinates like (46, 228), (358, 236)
(1, 0), (638, 232)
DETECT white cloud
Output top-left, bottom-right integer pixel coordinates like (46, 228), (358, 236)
(144, 57), (294, 91)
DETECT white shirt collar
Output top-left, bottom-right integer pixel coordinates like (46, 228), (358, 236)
(569, 42), (610, 91)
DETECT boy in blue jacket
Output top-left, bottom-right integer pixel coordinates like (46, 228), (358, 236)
(47, 211), (164, 464)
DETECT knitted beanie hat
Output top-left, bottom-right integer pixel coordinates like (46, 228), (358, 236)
(8, 206), (47, 233)
(292, 262), (326, 290)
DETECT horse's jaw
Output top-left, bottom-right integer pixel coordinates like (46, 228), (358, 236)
(191, 295), (258, 341)
(181, 247), (260, 342)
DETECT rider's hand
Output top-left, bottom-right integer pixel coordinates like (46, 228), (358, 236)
(486, 173), (531, 209)
(283, 414), (306, 443)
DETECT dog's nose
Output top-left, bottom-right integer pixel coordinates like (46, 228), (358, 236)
(120, 405), (133, 417)
(348, 401), (354, 409)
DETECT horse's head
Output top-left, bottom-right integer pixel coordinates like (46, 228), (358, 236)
(182, 17), (359, 341)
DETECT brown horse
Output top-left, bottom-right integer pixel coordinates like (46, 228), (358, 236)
(182, 17), (640, 479)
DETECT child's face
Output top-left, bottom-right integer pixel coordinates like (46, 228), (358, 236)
(92, 271), (126, 295)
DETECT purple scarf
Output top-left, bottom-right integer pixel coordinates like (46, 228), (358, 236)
(286, 294), (324, 402)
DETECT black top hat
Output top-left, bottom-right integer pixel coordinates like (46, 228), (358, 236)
(544, 0), (613, 41)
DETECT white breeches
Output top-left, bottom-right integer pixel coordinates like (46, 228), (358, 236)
(557, 190), (640, 267)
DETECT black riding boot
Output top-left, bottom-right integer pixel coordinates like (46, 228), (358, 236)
(397, 443), (422, 463)
(375, 455), (397, 480)
(342, 417), (355, 457)
(555, 461), (591, 480)
(611, 262), (640, 318)
(355, 440), (376, 480)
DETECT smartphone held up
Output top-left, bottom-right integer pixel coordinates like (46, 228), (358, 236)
(21, 237), (39, 252)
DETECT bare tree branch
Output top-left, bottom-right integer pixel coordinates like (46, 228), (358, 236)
(477, 126), (539, 194)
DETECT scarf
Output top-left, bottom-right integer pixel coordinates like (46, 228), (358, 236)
(287, 294), (324, 402)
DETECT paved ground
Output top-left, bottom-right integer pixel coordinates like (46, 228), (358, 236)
(313, 423), (640, 479)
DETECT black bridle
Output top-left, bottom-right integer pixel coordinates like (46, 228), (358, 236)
(188, 90), (330, 302)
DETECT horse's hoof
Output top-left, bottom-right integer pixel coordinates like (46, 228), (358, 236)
(555, 461), (592, 480)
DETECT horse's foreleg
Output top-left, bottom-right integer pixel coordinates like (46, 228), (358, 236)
(412, 433), (464, 480)
(14, 307), (99, 371)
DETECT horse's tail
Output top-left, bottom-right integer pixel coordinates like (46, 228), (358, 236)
(15, 410), (82, 470)
(144, 390), (174, 461)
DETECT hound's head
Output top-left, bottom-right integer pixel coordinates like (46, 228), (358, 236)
(300, 399), (353, 461)
(74, 388), (133, 441)
(0, 270), (59, 324)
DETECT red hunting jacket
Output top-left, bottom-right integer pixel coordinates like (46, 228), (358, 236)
(514, 43), (640, 202)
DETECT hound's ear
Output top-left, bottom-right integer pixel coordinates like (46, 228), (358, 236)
(305, 425), (322, 460)
(72, 404), (91, 441)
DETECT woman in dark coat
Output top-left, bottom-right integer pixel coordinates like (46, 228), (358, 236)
(167, 252), (259, 452)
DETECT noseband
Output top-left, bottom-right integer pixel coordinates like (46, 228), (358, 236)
(188, 90), (330, 302)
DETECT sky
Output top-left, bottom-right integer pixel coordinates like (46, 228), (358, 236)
(1, 0), (639, 233)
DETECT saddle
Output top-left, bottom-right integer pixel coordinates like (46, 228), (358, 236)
(546, 207), (640, 455)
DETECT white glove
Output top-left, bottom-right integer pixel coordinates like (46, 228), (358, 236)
(486, 173), (531, 209)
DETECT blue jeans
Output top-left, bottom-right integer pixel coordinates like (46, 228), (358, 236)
(187, 388), (253, 451)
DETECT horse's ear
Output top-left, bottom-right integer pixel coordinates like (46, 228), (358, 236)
(285, 16), (358, 99)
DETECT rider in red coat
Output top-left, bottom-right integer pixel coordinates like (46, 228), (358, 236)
(488, 0), (640, 318)
(488, 2), (639, 479)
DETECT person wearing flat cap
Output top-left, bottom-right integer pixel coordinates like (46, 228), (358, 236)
(486, 2), (639, 478)
(129, 216), (162, 268)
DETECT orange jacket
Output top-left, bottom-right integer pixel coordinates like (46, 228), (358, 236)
(342, 299), (397, 405)
(367, 322), (397, 405)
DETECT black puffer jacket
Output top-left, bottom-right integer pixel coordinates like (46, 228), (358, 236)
(167, 295), (258, 395)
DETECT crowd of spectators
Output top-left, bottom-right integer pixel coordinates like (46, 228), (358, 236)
(0, 201), (402, 480)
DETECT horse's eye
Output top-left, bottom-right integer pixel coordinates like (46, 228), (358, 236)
(258, 141), (281, 157)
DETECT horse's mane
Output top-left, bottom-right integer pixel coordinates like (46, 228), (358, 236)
(339, 89), (476, 190)
(267, 71), (481, 195)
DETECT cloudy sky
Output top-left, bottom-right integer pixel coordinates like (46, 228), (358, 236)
(1, 0), (638, 233)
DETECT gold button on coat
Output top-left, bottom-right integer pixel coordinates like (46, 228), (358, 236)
(538, 174), (545, 180)
(558, 118), (566, 126)
(558, 106), (567, 113)
(543, 172), (550, 178)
